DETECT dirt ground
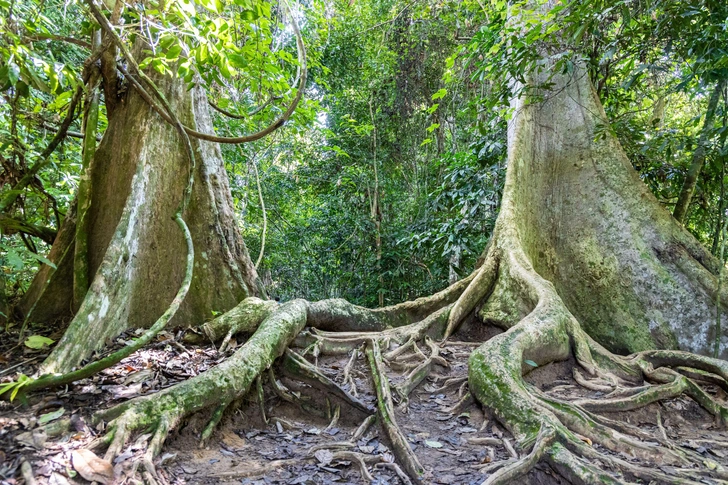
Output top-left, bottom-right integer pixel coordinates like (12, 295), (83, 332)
(2, 317), (728, 485)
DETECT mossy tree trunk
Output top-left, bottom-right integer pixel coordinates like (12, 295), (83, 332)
(483, 67), (727, 357)
(18, 17), (728, 484)
(19, 71), (264, 374)
(457, 58), (728, 483)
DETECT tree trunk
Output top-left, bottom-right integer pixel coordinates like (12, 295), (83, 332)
(20, 71), (263, 374)
(71, 53), (728, 485)
(673, 79), (725, 224)
(457, 60), (728, 484)
(478, 67), (727, 357)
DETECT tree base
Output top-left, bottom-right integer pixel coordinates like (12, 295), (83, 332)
(79, 252), (728, 484)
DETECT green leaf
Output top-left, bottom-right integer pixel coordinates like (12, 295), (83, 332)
(228, 53), (248, 69)
(7, 374), (31, 401)
(39, 407), (65, 424)
(6, 250), (23, 270)
(425, 440), (443, 448)
(166, 46), (183, 60)
(426, 123), (440, 133)
(431, 88), (447, 100)
(524, 359), (538, 367)
(7, 63), (20, 86)
(240, 9), (259, 21)
(26, 252), (57, 269)
(0, 381), (17, 397)
(24, 335), (55, 349)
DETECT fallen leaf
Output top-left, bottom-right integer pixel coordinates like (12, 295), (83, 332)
(38, 407), (65, 425)
(25, 335), (54, 349)
(425, 440), (443, 448)
(123, 369), (154, 385)
(16, 429), (47, 449)
(49, 473), (71, 485)
(72, 449), (114, 484)
(315, 449), (333, 466)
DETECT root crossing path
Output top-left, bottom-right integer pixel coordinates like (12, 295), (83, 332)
(10, 42), (728, 485)
(8, 288), (728, 485)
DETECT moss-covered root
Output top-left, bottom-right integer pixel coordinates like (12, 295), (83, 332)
(482, 425), (555, 485)
(366, 339), (425, 482)
(199, 297), (278, 351)
(444, 252), (498, 339)
(395, 337), (441, 401)
(296, 306), (451, 357)
(188, 276), (466, 351)
(465, 248), (728, 483)
(546, 443), (631, 485)
(95, 300), (308, 462)
(280, 348), (374, 415)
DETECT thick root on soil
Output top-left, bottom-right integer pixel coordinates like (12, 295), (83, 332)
(91, 287), (458, 482)
(366, 339), (425, 482)
(84, 231), (727, 485)
(464, 245), (728, 484)
(95, 300), (308, 462)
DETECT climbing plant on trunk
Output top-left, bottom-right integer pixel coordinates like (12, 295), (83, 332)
(4, 0), (728, 483)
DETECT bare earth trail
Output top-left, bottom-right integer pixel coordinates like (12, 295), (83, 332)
(4, 11), (728, 485)
(3, 312), (728, 485)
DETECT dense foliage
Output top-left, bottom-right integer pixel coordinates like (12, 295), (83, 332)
(0, 0), (726, 315)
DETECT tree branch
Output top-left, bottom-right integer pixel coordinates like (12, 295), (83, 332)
(0, 215), (57, 244)
(26, 34), (92, 49)
(208, 94), (281, 120)
(97, 0), (307, 145)
(0, 86), (84, 214)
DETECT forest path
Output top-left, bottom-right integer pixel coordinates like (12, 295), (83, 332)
(2, 317), (728, 484)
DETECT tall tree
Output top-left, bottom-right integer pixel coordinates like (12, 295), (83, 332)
(3, 0), (728, 482)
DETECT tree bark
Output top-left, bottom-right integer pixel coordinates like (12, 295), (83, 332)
(481, 67), (727, 357)
(673, 79), (725, 224)
(20, 70), (263, 374)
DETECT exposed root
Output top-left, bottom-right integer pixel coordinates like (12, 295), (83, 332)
(94, 300), (308, 464)
(444, 392), (474, 415)
(375, 462), (414, 485)
(572, 368), (614, 393)
(353, 415), (377, 441)
(467, 437), (502, 446)
(395, 337), (441, 401)
(256, 374), (269, 424)
(281, 348), (374, 415)
(325, 404), (341, 432)
(342, 345), (363, 396)
(296, 306), (451, 357)
(482, 425), (554, 485)
(546, 442), (630, 485)
(366, 339), (425, 481)
(463, 230), (728, 483)
(210, 458), (300, 478)
(444, 252), (498, 338)
(432, 376), (468, 393)
(308, 441), (356, 453)
(268, 367), (296, 403)
(331, 451), (380, 482)
(187, 297), (278, 346)
(75, 226), (727, 485)
(200, 401), (229, 445)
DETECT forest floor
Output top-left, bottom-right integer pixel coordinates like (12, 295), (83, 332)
(2, 317), (728, 485)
